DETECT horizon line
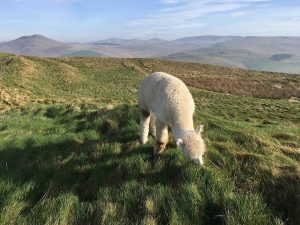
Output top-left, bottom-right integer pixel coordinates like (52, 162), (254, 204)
(2, 33), (300, 43)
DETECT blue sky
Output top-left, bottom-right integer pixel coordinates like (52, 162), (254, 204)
(0, 0), (300, 42)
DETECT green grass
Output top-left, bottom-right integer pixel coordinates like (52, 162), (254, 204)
(0, 54), (299, 225)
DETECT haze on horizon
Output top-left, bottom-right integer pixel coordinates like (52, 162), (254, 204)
(1, 0), (300, 42)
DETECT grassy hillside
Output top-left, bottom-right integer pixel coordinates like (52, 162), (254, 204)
(0, 54), (299, 225)
(1, 53), (299, 111)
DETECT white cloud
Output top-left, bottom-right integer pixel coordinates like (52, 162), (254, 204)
(230, 10), (248, 17)
(161, 0), (180, 4)
(130, 0), (269, 36)
(292, 16), (300, 21)
(126, 0), (300, 39)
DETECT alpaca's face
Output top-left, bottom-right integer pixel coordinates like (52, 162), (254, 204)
(177, 126), (206, 165)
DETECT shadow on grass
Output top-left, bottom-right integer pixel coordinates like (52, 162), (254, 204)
(234, 153), (300, 225)
(0, 104), (224, 224)
(1, 104), (298, 224)
(260, 166), (300, 225)
(209, 131), (300, 225)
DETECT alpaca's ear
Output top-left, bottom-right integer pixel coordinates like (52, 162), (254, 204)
(176, 139), (183, 147)
(195, 125), (204, 135)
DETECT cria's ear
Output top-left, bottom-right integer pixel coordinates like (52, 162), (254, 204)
(176, 139), (183, 147)
(195, 125), (204, 135)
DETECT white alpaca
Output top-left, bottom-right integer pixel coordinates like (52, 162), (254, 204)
(138, 72), (206, 165)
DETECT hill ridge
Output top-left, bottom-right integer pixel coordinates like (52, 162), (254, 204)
(1, 35), (300, 74)
(0, 53), (299, 111)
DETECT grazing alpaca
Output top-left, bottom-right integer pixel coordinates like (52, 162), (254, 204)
(138, 72), (206, 165)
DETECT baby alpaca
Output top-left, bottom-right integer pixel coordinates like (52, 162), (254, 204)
(138, 72), (206, 165)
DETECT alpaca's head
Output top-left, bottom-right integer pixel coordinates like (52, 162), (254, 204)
(176, 125), (206, 165)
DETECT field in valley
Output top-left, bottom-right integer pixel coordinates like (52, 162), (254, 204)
(0, 54), (299, 225)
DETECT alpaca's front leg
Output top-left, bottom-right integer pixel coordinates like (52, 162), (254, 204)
(140, 110), (150, 144)
(149, 113), (156, 139)
(154, 120), (169, 155)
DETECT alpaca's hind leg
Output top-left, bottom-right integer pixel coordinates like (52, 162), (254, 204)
(154, 120), (169, 155)
(140, 109), (150, 144)
(149, 113), (156, 139)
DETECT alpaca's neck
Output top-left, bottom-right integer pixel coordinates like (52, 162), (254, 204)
(172, 120), (194, 140)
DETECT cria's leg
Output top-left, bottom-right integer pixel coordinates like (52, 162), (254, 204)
(154, 120), (169, 156)
(140, 109), (150, 144)
(149, 113), (156, 139)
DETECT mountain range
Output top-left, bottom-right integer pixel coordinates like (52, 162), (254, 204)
(1, 34), (300, 74)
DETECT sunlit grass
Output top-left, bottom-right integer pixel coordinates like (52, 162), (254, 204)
(0, 54), (299, 224)
(0, 92), (299, 225)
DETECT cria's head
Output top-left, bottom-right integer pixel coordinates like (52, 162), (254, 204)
(176, 125), (206, 165)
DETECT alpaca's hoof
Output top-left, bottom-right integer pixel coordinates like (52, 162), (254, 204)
(157, 147), (166, 154)
(154, 141), (166, 155)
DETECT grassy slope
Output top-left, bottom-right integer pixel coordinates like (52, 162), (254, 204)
(1, 54), (300, 109)
(0, 54), (299, 225)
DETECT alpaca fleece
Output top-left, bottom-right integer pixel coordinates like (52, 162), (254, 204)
(138, 72), (206, 165)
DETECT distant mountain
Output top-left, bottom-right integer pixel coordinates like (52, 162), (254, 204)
(1, 34), (300, 73)
(89, 37), (196, 57)
(213, 36), (300, 55)
(91, 38), (126, 45)
(0, 34), (72, 57)
(147, 38), (167, 44)
(0, 34), (111, 57)
(174, 35), (240, 45)
(63, 50), (105, 57)
(165, 36), (300, 73)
